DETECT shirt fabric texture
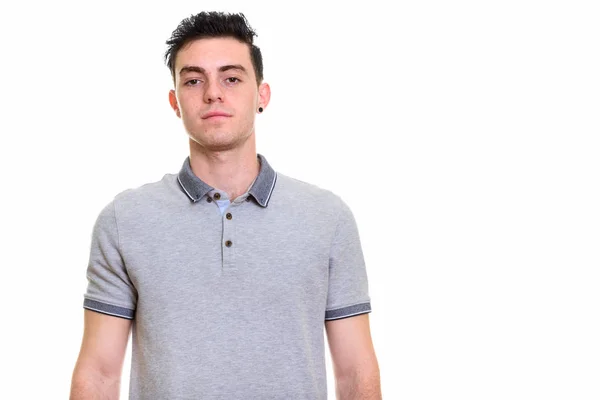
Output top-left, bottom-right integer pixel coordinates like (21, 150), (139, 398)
(83, 153), (372, 399)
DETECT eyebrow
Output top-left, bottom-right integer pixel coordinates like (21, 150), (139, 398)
(179, 64), (248, 76)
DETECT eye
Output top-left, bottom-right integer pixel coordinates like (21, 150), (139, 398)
(185, 79), (201, 86)
(225, 77), (240, 84)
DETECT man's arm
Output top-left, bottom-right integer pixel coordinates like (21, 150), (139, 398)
(325, 313), (381, 400)
(70, 310), (132, 400)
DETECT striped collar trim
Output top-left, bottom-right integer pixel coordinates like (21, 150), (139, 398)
(177, 153), (277, 207)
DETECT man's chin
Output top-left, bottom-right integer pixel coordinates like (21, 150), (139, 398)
(188, 134), (242, 152)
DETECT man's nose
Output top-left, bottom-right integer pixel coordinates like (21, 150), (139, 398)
(204, 79), (223, 103)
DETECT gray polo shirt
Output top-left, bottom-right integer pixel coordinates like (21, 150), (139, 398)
(83, 153), (372, 399)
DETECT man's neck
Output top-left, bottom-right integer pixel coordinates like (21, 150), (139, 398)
(188, 141), (261, 202)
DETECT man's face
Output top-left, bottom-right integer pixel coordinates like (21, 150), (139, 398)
(169, 37), (269, 152)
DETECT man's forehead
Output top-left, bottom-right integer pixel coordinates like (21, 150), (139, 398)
(176, 37), (251, 67)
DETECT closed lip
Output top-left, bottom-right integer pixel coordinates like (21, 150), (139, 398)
(202, 111), (232, 119)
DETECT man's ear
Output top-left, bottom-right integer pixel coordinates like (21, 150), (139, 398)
(169, 89), (181, 118)
(257, 82), (271, 112)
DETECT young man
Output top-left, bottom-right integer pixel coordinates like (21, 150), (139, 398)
(70, 11), (381, 399)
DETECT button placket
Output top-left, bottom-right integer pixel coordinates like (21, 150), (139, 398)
(221, 202), (236, 272)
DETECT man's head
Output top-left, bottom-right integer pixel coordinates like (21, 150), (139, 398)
(165, 12), (270, 153)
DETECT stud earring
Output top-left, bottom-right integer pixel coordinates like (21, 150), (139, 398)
(258, 107), (263, 113)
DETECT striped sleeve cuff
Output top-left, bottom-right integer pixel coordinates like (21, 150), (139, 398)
(325, 302), (371, 321)
(83, 298), (135, 320)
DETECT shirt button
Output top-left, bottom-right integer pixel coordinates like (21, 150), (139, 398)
(206, 197), (213, 203)
(225, 240), (233, 247)
(226, 213), (232, 220)
(214, 193), (221, 200)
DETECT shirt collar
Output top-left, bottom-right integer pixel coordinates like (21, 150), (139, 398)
(177, 153), (277, 207)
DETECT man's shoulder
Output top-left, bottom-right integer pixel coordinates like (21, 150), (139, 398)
(111, 173), (179, 210)
(275, 172), (346, 210)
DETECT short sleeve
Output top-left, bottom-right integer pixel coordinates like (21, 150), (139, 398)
(325, 198), (372, 321)
(82, 200), (137, 319)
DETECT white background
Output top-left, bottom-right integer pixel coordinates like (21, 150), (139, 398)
(0, 0), (598, 399)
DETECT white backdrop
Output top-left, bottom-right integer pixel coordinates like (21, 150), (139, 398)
(0, 0), (598, 399)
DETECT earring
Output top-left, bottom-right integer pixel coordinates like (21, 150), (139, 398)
(258, 107), (263, 113)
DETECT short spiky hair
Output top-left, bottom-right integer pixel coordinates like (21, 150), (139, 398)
(164, 11), (263, 85)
